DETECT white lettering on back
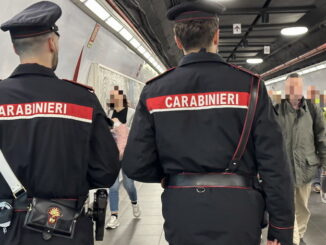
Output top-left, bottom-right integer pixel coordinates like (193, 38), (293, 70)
(228, 94), (235, 105)
(25, 104), (32, 115)
(7, 105), (14, 116)
(190, 96), (197, 107)
(173, 97), (181, 107)
(165, 97), (173, 108)
(0, 106), (6, 116)
(55, 103), (63, 114)
(16, 105), (23, 115)
(181, 96), (188, 107)
(48, 103), (55, 113)
(220, 94), (226, 105)
(198, 95), (205, 106)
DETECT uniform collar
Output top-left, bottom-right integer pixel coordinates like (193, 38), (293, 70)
(178, 50), (226, 67)
(9, 63), (58, 78)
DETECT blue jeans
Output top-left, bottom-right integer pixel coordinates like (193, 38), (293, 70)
(108, 171), (138, 212)
(313, 168), (322, 185)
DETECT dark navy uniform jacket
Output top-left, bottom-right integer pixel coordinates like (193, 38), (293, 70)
(122, 51), (294, 242)
(0, 64), (120, 199)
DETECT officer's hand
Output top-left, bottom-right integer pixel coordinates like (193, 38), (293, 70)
(267, 240), (281, 245)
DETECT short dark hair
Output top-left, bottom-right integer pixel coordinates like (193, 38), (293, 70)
(12, 33), (52, 56)
(174, 18), (219, 51)
(286, 73), (301, 80)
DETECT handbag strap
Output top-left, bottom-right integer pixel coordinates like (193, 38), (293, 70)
(0, 150), (26, 199)
(226, 76), (261, 172)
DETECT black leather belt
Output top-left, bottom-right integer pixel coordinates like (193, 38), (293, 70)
(165, 173), (254, 189)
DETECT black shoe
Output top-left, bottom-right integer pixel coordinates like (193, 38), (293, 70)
(300, 238), (307, 245)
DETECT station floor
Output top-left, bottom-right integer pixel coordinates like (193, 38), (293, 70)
(96, 183), (326, 245)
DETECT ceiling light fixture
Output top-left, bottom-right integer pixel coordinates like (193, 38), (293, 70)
(85, 0), (110, 20)
(281, 26), (308, 36)
(129, 38), (141, 48)
(143, 52), (151, 59)
(247, 58), (263, 64)
(79, 0), (165, 74)
(106, 17), (123, 32)
(137, 46), (146, 54)
(119, 28), (133, 41)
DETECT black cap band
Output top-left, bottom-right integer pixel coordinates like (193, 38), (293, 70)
(10, 25), (58, 39)
(167, 0), (225, 21)
(175, 11), (217, 22)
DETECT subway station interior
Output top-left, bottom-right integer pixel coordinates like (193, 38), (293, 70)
(0, 0), (326, 245)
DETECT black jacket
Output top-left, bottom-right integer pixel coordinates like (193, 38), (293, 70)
(122, 51), (294, 243)
(0, 64), (120, 199)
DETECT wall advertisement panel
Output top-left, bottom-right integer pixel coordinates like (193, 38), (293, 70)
(87, 63), (145, 113)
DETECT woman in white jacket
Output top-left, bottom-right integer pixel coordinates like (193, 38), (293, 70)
(105, 86), (141, 229)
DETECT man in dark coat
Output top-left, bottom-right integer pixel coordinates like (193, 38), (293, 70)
(0, 1), (120, 245)
(123, 1), (294, 245)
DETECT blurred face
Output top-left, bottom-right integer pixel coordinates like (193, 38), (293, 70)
(285, 77), (303, 101)
(109, 88), (124, 108)
(307, 86), (316, 100)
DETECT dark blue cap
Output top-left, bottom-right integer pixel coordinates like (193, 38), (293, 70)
(1, 1), (62, 39)
(167, 0), (225, 22)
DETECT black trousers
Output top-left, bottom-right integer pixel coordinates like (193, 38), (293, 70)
(0, 212), (94, 245)
(162, 187), (265, 245)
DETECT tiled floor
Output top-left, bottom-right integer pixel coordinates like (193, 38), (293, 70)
(97, 183), (326, 245)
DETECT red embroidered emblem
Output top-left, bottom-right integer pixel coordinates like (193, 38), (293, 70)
(47, 207), (62, 225)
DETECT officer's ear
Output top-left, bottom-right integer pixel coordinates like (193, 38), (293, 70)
(174, 36), (184, 51)
(213, 29), (220, 46)
(48, 34), (58, 53)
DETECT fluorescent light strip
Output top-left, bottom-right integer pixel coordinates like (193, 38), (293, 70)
(138, 46), (146, 54)
(85, 0), (110, 20)
(130, 38), (141, 48)
(266, 62), (326, 85)
(106, 17), (123, 32)
(81, 0), (165, 73)
(119, 28), (133, 41)
(148, 57), (155, 64)
(144, 52), (151, 59)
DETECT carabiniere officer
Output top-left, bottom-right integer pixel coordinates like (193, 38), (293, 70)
(0, 1), (120, 245)
(122, 1), (295, 245)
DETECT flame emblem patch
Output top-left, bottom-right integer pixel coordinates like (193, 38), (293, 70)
(47, 207), (62, 225)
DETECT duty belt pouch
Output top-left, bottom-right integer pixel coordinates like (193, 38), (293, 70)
(0, 199), (13, 234)
(24, 198), (81, 240)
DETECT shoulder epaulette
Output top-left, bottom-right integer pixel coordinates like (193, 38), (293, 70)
(146, 67), (176, 84)
(227, 64), (260, 78)
(63, 79), (94, 92)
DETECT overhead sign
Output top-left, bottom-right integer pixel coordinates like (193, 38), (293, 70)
(233, 24), (242, 34)
(264, 46), (271, 54)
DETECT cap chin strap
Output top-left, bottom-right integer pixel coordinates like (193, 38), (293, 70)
(0, 150), (26, 199)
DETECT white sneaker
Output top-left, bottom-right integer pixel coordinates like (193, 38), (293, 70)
(105, 215), (120, 229)
(132, 204), (141, 218)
